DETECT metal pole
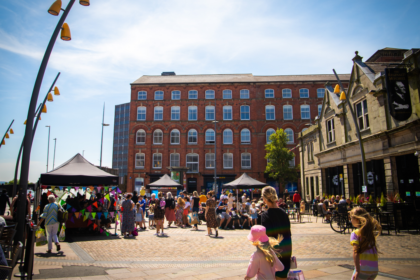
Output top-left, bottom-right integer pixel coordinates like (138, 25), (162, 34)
(100, 103), (105, 167)
(333, 69), (367, 198)
(46, 126), (50, 172)
(17, 0), (75, 254)
(0, 119), (14, 149)
(53, 138), (57, 169)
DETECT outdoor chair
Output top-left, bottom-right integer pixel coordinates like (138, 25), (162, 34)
(0, 226), (4, 240)
(299, 204), (311, 223)
(0, 225), (17, 258)
(0, 241), (23, 280)
(311, 203), (318, 216)
(315, 205), (326, 223)
(379, 202), (397, 235)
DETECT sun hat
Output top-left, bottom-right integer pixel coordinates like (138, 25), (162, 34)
(247, 225), (269, 243)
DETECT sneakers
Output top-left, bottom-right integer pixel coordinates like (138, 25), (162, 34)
(56, 244), (61, 251)
(232, 226), (235, 229)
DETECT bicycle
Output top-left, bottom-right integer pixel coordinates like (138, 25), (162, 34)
(330, 206), (354, 234)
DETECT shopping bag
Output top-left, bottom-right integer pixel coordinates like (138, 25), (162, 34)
(188, 212), (199, 225)
(59, 225), (66, 242)
(287, 270), (305, 280)
(290, 256), (297, 269)
(132, 229), (138, 236)
(35, 228), (47, 246)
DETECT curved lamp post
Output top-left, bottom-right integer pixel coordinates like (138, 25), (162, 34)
(0, 120), (14, 149)
(16, 0), (90, 256)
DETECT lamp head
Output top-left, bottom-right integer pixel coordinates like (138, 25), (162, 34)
(79, 0), (90, 6)
(48, 0), (62, 16)
(339, 91), (346, 101)
(1, 140), (5, 145)
(47, 92), (54, 102)
(24, 120), (27, 125)
(61, 23), (71, 41)
(54, 86), (60, 96)
(42, 104), (47, 113)
(334, 84), (340, 94)
(5, 133), (9, 139)
(9, 128), (14, 134)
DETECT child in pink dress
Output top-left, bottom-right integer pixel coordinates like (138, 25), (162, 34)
(245, 225), (284, 280)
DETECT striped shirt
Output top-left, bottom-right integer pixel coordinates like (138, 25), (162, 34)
(40, 203), (60, 225)
(350, 229), (378, 276)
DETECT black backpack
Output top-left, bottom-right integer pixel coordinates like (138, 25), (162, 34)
(170, 199), (175, 210)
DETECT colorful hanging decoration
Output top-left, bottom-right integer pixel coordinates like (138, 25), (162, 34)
(87, 220), (93, 227)
(87, 205), (92, 212)
(97, 212), (102, 219)
(93, 202), (98, 208)
(85, 212), (90, 219)
(91, 212), (96, 219)
(104, 212), (108, 219)
(67, 187), (71, 192)
(105, 232), (109, 237)
(110, 212), (114, 218)
(41, 185), (47, 189)
(75, 212), (80, 219)
(75, 187), (79, 191)
(116, 187), (121, 194)
(69, 216), (74, 223)
(51, 186), (56, 191)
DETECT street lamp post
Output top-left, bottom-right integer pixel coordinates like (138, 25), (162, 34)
(100, 103), (109, 167)
(0, 119), (14, 148)
(212, 120), (218, 194)
(46, 126), (51, 172)
(53, 138), (57, 169)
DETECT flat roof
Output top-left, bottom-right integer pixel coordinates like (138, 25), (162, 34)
(132, 73), (351, 85)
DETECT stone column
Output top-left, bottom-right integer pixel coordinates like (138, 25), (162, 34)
(347, 164), (354, 197)
(383, 157), (397, 196)
(343, 164), (350, 198)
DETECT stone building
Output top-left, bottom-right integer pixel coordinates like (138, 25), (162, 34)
(299, 48), (420, 205)
(127, 73), (349, 195)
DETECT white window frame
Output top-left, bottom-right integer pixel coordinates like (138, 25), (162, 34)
(205, 106), (215, 120)
(137, 106), (146, 121)
(155, 90), (164, 100)
(223, 153), (233, 169)
(223, 129), (233, 144)
(170, 153), (180, 167)
(301, 105), (310, 119)
(136, 129), (146, 144)
(188, 90), (198, 99)
(186, 153), (199, 173)
(241, 128), (251, 143)
(318, 104), (322, 116)
(170, 129), (180, 144)
(223, 106), (232, 120)
(289, 157), (295, 167)
(240, 105), (250, 120)
(205, 90), (215, 99)
(205, 153), (215, 169)
(266, 105), (275, 120)
(299, 88), (309, 98)
(241, 153), (251, 169)
(265, 89), (274, 98)
(327, 119), (335, 143)
(317, 88), (325, 98)
(152, 153), (162, 169)
(285, 128), (294, 144)
(223, 89), (232, 99)
(282, 89), (292, 98)
(188, 129), (198, 144)
(153, 129), (163, 144)
(171, 90), (181, 100)
(138, 91), (147, 100)
(205, 129), (215, 144)
(266, 128), (275, 143)
(171, 106), (180, 120)
(135, 153), (145, 169)
(240, 89), (249, 99)
(188, 106), (197, 120)
(154, 106), (163, 121)
(355, 99), (369, 130)
(283, 105), (293, 120)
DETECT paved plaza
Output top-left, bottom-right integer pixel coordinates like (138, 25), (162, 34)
(12, 216), (420, 280)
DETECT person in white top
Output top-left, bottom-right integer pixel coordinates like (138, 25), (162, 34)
(227, 193), (234, 210)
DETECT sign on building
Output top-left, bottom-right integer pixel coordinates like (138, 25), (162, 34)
(385, 68), (412, 121)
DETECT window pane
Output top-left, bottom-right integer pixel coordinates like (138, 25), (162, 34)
(240, 89), (249, 99)
(189, 90), (198, 99)
(363, 100), (368, 113)
(170, 130), (180, 144)
(188, 130), (197, 144)
(138, 91), (147, 100)
(265, 89), (274, 98)
(241, 106), (250, 120)
(241, 129), (250, 143)
(155, 91), (164, 100)
(136, 130), (146, 144)
(153, 130), (163, 144)
(285, 129), (294, 143)
(356, 103), (362, 117)
(188, 106), (197, 120)
(223, 129), (233, 144)
(186, 154), (199, 172)
(206, 153), (215, 168)
(299, 89), (309, 98)
(153, 153), (162, 168)
(317, 88), (325, 98)
(223, 90), (232, 99)
(172, 90), (181, 100)
(170, 153), (180, 167)
(318, 105), (322, 116)
(135, 153), (145, 168)
(283, 89), (292, 98)
(137, 107), (146, 120)
(283, 106), (292, 120)
(266, 106), (275, 120)
(171, 107), (180, 120)
(301, 106), (310, 119)
(205, 90), (215, 99)
(206, 130), (215, 143)
(223, 153), (233, 168)
(206, 106), (215, 120)
(241, 153), (251, 168)
(266, 129), (275, 143)
(223, 106), (232, 120)
(154, 107), (163, 120)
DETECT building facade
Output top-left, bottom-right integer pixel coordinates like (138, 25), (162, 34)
(127, 73), (350, 195)
(299, 48), (420, 206)
(112, 103), (130, 180)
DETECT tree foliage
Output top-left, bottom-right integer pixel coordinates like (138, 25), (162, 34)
(264, 128), (300, 187)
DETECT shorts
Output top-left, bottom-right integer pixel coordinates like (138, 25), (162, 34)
(251, 214), (258, 220)
(231, 215), (240, 220)
(149, 215), (154, 221)
(218, 212), (230, 220)
(352, 270), (378, 280)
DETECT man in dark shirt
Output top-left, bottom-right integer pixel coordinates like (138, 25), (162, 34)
(217, 198), (231, 230)
(0, 190), (10, 216)
(132, 191), (139, 204)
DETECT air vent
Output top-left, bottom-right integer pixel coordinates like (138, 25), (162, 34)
(161, 72), (176, 76)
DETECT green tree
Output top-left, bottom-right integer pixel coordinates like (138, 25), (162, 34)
(264, 128), (300, 188)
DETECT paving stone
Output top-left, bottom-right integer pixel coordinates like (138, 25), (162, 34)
(301, 269), (330, 279)
(105, 269), (132, 275)
(317, 266), (351, 274)
(195, 272), (224, 280)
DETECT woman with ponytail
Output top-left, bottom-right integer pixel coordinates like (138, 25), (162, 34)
(349, 207), (381, 280)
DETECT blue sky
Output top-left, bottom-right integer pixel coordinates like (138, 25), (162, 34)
(0, 0), (419, 182)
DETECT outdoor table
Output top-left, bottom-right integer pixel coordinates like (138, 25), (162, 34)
(378, 211), (394, 235)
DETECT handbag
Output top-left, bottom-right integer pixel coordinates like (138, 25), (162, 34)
(188, 212), (199, 225)
(59, 225), (66, 242)
(35, 228), (47, 246)
(290, 256), (297, 269)
(132, 229), (138, 236)
(287, 270), (305, 280)
(58, 208), (68, 223)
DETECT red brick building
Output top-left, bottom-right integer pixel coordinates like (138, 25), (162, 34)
(127, 73), (349, 196)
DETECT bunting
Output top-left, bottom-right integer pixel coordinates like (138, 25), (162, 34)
(47, 191), (52, 196)
(81, 209), (85, 216)
(60, 200), (65, 206)
(75, 187), (79, 191)
(69, 216), (74, 223)
(106, 232), (109, 237)
(66, 204), (72, 210)
(89, 186), (94, 191)
(104, 212), (108, 219)
(75, 212), (80, 219)
(104, 187), (109, 191)
(99, 228), (103, 233)
(93, 202), (98, 208)
(110, 212), (114, 218)
(87, 205), (92, 212)
(99, 198), (104, 204)
(116, 188), (121, 194)
(86, 192), (91, 200)
(91, 212), (96, 219)
(105, 194), (110, 201)
(83, 214), (88, 222)
(85, 212), (90, 219)
(71, 208), (76, 213)
(87, 219), (93, 227)
(41, 185), (47, 189)
(97, 187), (102, 192)
(51, 186), (56, 191)
(93, 223), (97, 230)
(82, 187), (86, 191)
(67, 187), (71, 192)
(97, 212), (102, 219)
(59, 186), (63, 191)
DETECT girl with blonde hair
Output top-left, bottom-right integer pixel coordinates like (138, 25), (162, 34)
(175, 196), (185, 227)
(349, 207), (381, 280)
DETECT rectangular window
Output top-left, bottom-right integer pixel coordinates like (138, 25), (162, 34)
(318, 104), (322, 116)
(240, 106), (250, 120)
(223, 90), (232, 99)
(289, 157), (295, 167)
(223, 106), (232, 120)
(205, 90), (215, 99)
(189, 90), (198, 99)
(283, 106), (292, 120)
(316, 176), (319, 195)
(186, 154), (199, 173)
(223, 153), (233, 169)
(266, 106), (275, 120)
(154, 107), (163, 120)
(356, 100), (369, 130)
(205, 106), (215, 120)
(300, 89), (309, 98)
(188, 106), (197, 120)
(265, 89), (274, 98)
(301, 105), (310, 119)
(240, 89), (249, 99)
(138, 91), (147, 100)
(155, 91), (164, 100)
(153, 153), (162, 169)
(135, 153), (145, 169)
(205, 153), (215, 168)
(171, 107), (180, 120)
(282, 89), (292, 98)
(172, 90), (181, 100)
(170, 153), (180, 167)
(137, 107), (146, 121)
(317, 88), (325, 98)
(327, 119), (335, 143)
(241, 153), (251, 169)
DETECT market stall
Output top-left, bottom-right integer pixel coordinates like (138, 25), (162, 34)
(222, 173), (268, 201)
(146, 174), (183, 197)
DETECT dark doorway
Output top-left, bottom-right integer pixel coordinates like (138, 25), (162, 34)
(326, 166), (344, 195)
(310, 177), (315, 201)
(187, 178), (197, 193)
(352, 160), (385, 198)
(396, 154), (420, 206)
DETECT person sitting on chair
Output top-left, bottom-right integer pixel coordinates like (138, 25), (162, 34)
(318, 198), (332, 222)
